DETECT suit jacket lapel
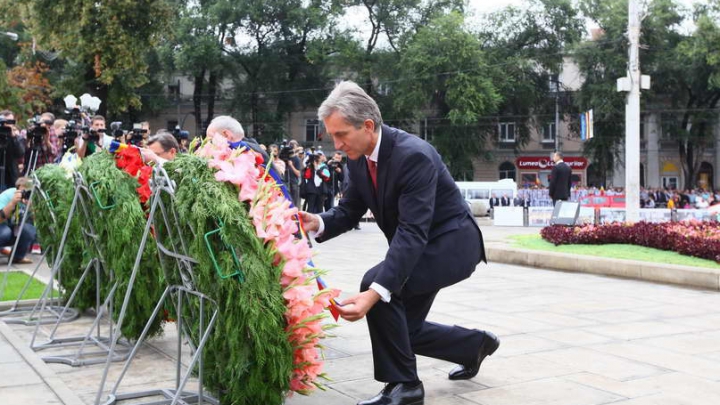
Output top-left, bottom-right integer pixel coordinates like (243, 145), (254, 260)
(376, 125), (393, 223)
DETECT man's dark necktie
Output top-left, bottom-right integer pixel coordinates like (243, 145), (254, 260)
(366, 158), (377, 190)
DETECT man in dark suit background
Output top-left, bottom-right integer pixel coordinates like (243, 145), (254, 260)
(500, 193), (511, 207)
(300, 81), (499, 405)
(549, 151), (572, 205)
(513, 194), (529, 208)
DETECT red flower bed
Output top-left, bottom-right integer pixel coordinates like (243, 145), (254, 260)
(540, 221), (720, 263)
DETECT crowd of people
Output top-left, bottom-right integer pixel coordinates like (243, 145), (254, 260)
(512, 185), (720, 209)
(0, 108), (356, 264)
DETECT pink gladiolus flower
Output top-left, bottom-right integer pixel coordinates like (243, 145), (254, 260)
(199, 133), (340, 395)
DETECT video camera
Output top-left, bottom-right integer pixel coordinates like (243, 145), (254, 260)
(109, 121), (125, 140)
(0, 117), (16, 147)
(27, 116), (53, 149)
(171, 126), (189, 143)
(278, 140), (295, 161)
(128, 123), (147, 147)
(87, 128), (106, 143)
(60, 120), (81, 153)
(327, 159), (341, 171)
(21, 189), (31, 200)
(0, 117), (15, 137)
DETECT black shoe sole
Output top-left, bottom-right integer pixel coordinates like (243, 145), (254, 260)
(448, 332), (500, 381)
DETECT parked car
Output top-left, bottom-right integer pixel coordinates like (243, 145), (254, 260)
(579, 195), (626, 208)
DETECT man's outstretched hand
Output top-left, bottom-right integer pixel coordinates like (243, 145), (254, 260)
(336, 289), (381, 322)
(298, 211), (320, 233)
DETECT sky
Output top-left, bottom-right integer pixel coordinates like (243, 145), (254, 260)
(344, 0), (704, 45)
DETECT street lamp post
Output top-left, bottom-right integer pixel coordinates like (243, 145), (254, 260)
(550, 74), (561, 153)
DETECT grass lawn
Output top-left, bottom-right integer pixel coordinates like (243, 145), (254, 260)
(510, 234), (720, 269)
(0, 271), (48, 301)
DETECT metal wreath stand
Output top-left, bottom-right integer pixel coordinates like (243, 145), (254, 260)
(96, 167), (219, 405)
(29, 170), (131, 366)
(0, 172), (80, 325)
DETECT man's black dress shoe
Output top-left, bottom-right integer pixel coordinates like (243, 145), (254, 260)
(357, 381), (424, 405)
(448, 331), (500, 380)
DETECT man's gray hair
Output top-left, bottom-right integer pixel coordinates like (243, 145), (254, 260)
(148, 132), (180, 152)
(209, 115), (244, 140)
(318, 81), (383, 131)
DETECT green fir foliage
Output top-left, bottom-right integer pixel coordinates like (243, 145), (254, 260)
(162, 154), (293, 405)
(32, 165), (95, 310)
(77, 153), (165, 340)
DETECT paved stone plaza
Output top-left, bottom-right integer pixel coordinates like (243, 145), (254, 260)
(2, 223), (720, 404)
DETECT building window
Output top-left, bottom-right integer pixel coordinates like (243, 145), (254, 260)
(541, 122), (556, 143)
(662, 176), (678, 190)
(660, 113), (677, 140)
(499, 161), (516, 181)
(498, 122), (516, 143)
(305, 119), (320, 142)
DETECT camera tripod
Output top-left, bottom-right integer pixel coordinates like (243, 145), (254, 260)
(25, 141), (49, 176)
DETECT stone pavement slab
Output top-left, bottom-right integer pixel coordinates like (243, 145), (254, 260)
(0, 322), (84, 405)
(1, 222), (720, 405)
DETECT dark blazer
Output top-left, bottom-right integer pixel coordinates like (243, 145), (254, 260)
(500, 196), (511, 206)
(318, 125), (485, 295)
(549, 161), (572, 201)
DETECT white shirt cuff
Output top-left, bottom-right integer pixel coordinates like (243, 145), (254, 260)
(308, 215), (325, 239)
(370, 282), (391, 303)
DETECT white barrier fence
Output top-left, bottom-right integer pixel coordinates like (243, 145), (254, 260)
(493, 207), (719, 227)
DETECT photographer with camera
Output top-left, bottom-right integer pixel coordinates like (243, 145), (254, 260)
(325, 151), (345, 211)
(0, 110), (27, 191)
(285, 140), (302, 208)
(125, 124), (148, 147)
(23, 112), (59, 173)
(171, 126), (190, 153)
(0, 176), (36, 264)
(77, 115), (112, 158)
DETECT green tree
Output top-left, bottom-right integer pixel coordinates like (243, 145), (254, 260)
(17, 0), (171, 115)
(572, 0), (633, 186)
(0, 59), (22, 109)
(667, 3), (720, 187)
(575, 0), (720, 188)
(393, 12), (501, 179)
(160, 0), (232, 135)
(350, 0), (463, 95)
(226, 0), (345, 142)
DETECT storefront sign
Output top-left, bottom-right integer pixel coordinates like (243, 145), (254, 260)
(516, 156), (588, 170)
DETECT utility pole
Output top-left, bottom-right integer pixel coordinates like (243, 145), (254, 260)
(617, 0), (649, 223)
(554, 82), (560, 153)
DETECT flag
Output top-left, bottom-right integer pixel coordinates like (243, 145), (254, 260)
(579, 109), (594, 141)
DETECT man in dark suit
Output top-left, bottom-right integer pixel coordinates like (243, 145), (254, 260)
(548, 151), (572, 205)
(513, 194), (529, 208)
(500, 193), (511, 207)
(489, 193), (499, 208)
(300, 81), (499, 405)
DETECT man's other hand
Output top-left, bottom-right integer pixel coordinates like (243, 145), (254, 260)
(298, 211), (320, 232)
(336, 289), (381, 322)
(139, 147), (159, 164)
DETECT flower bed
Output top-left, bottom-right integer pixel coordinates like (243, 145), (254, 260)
(541, 221), (720, 263)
